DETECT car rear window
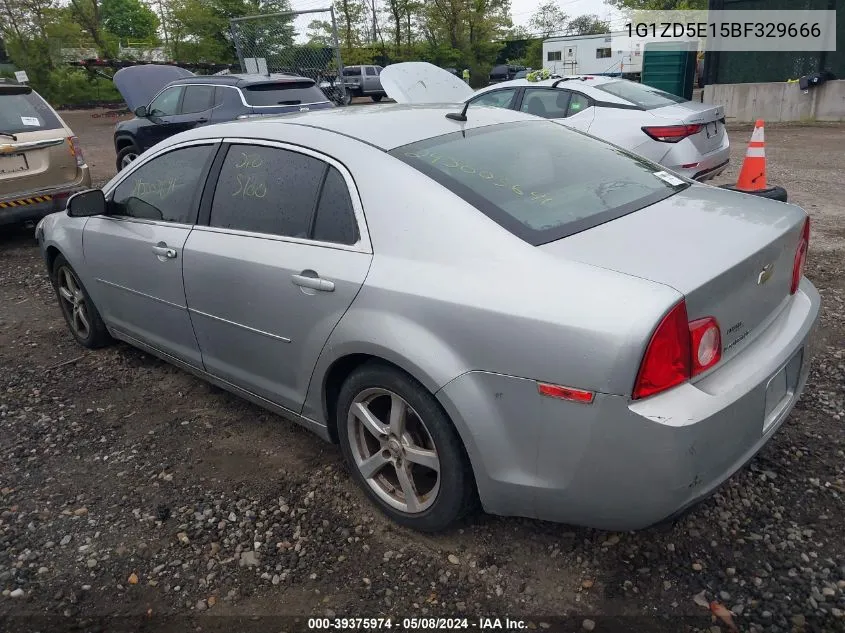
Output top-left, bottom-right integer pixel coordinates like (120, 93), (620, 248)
(242, 82), (327, 106)
(0, 88), (62, 134)
(389, 120), (688, 246)
(594, 80), (687, 110)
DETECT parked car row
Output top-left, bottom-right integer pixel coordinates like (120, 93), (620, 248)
(35, 67), (818, 533)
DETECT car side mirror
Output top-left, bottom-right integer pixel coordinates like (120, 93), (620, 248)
(134, 105), (148, 117)
(66, 189), (106, 218)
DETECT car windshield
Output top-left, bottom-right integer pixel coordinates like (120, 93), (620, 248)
(594, 80), (687, 109)
(389, 120), (688, 245)
(242, 82), (327, 106)
(0, 88), (62, 135)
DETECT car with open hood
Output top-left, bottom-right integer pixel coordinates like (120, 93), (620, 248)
(381, 62), (730, 182)
(112, 64), (334, 171)
(1, 79), (91, 228)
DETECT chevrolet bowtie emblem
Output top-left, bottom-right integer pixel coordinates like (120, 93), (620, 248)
(757, 263), (774, 285)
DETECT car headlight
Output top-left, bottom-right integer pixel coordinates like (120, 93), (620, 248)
(35, 216), (46, 242)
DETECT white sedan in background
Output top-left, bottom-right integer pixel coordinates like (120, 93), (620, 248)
(381, 63), (730, 182)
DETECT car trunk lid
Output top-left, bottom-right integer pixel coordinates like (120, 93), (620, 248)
(540, 185), (807, 366)
(1, 130), (79, 197)
(648, 101), (726, 154)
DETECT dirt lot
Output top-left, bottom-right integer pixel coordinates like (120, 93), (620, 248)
(1, 113), (844, 633)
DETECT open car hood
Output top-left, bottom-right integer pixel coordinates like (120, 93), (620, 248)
(380, 62), (474, 104)
(113, 64), (195, 111)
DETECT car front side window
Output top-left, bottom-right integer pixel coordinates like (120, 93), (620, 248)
(110, 145), (215, 223)
(470, 88), (517, 110)
(149, 86), (184, 116)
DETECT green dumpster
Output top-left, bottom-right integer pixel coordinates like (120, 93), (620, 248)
(641, 42), (698, 101)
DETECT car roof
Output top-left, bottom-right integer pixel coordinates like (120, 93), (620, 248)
(167, 73), (315, 87)
(473, 76), (631, 104)
(162, 103), (536, 151)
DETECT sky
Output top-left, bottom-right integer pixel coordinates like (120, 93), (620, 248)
(285, 0), (628, 38)
(509, 0), (625, 32)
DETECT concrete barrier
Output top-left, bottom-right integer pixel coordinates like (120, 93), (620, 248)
(703, 80), (845, 123)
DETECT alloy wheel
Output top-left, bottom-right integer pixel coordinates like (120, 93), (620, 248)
(120, 152), (138, 168)
(347, 387), (441, 513)
(57, 267), (91, 339)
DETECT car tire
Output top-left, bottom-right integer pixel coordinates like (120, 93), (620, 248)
(52, 255), (113, 349)
(116, 144), (141, 172)
(337, 362), (475, 532)
(371, 95), (383, 102)
(342, 92), (353, 106)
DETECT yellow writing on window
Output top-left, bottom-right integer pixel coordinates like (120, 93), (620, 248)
(232, 173), (267, 198)
(131, 177), (182, 200)
(405, 150), (553, 205)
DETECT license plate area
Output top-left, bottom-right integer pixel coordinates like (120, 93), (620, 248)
(0, 153), (28, 175)
(763, 348), (803, 432)
(704, 121), (719, 139)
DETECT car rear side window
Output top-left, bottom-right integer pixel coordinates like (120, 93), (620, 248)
(111, 145), (215, 224)
(342, 67), (361, 76)
(0, 89), (62, 134)
(519, 88), (570, 119)
(595, 80), (686, 109)
(365, 67), (377, 76)
(390, 120), (688, 246)
(181, 85), (214, 113)
(209, 145), (325, 238)
(242, 82), (326, 106)
(312, 167), (358, 245)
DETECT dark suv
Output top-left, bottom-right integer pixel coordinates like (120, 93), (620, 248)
(113, 65), (333, 171)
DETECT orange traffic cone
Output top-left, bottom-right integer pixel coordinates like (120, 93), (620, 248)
(720, 119), (787, 202)
(735, 119), (767, 191)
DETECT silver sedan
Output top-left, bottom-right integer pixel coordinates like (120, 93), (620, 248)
(36, 104), (819, 532)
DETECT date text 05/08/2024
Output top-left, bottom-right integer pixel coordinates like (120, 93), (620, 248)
(307, 617), (531, 630)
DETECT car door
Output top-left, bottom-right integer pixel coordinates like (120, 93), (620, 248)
(363, 66), (379, 93)
(176, 84), (215, 129)
(182, 141), (372, 413)
(136, 85), (185, 150)
(82, 142), (219, 367)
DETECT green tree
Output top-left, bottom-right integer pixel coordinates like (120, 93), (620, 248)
(567, 14), (610, 35)
(528, 0), (567, 38)
(605, 0), (705, 9)
(101, 0), (159, 41)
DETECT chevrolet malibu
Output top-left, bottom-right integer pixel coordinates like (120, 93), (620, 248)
(35, 105), (819, 532)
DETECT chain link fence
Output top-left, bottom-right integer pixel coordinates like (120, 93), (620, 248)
(230, 9), (349, 105)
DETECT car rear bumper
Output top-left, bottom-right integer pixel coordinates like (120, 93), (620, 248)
(436, 279), (820, 530)
(0, 166), (91, 226)
(666, 140), (731, 182)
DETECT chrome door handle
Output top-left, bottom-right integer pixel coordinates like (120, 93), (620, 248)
(152, 244), (177, 259)
(292, 273), (335, 292)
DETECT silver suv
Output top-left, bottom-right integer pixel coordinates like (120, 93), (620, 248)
(341, 65), (386, 102)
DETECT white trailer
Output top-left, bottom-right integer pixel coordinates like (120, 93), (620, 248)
(542, 31), (651, 77)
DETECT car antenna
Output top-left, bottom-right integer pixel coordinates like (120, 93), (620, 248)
(446, 100), (470, 122)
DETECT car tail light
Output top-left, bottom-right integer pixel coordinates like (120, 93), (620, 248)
(632, 301), (724, 400)
(689, 317), (721, 376)
(790, 217), (810, 294)
(66, 136), (85, 167)
(537, 382), (594, 404)
(641, 124), (703, 143)
(633, 301), (691, 399)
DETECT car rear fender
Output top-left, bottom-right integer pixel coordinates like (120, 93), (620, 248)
(302, 308), (469, 429)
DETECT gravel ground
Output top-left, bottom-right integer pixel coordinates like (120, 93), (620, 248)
(0, 116), (843, 633)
